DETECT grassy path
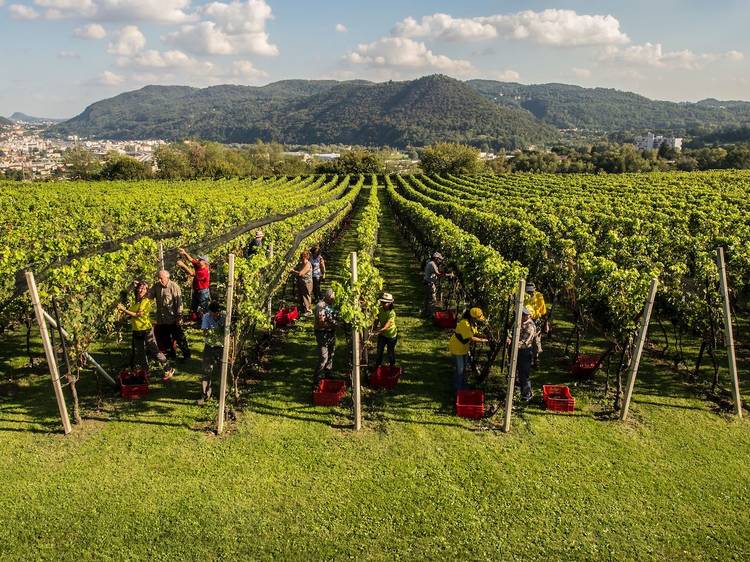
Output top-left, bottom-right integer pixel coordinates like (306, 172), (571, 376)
(0, 187), (749, 560)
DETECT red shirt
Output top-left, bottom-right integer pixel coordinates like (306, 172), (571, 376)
(191, 259), (210, 290)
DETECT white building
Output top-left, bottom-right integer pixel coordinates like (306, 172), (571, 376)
(634, 133), (683, 152)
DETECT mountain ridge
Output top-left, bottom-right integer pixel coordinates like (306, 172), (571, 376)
(50, 75), (750, 146)
(51, 75), (557, 149)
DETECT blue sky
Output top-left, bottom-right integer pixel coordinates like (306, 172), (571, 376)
(1, 0), (749, 117)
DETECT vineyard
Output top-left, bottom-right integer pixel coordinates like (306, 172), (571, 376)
(1, 172), (749, 559)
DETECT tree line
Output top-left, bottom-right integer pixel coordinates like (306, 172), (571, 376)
(4, 140), (750, 181)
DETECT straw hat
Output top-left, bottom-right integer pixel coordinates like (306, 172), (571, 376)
(470, 307), (485, 322)
(379, 292), (395, 304)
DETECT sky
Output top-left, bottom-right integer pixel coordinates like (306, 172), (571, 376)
(1, 0), (749, 118)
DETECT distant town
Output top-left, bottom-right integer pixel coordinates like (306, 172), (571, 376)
(0, 117), (716, 181)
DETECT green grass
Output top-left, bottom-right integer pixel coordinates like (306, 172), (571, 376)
(0, 187), (749, 560)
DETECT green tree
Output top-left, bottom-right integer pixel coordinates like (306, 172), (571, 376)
(154, 145), (193, 179)
(315, 149), (385, 174)
(62, 147), (101, 180)
(419, 143), (482, 175)
(99, 152), (152, 180)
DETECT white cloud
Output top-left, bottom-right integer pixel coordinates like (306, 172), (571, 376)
(29, 0), (193, 22)
(107, 25), (146, 56)
(57, 50), (81, 59)
(492, 69), (520, 82)
(392, 9), (629, 46)
(166, 0), (278, 56)
(231, 60), (268, 81)
(601, 43), (745, 70)
(166, 22), (233, 55)
(9, 4), (40, 19)
(393, 14), (497, 42)
(572, 67), (592, 78)
(335, 23), (347, 33)
(73, 22), (106, 39)
(97, 70), (124, 85)
(122, 49), (215, 77)
(346, 37), (472, 73)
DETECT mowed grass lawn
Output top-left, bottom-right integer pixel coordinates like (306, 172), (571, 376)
(1, 193), (749, 560)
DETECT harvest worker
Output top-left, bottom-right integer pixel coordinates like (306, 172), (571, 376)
(177, 249), (211, 316)
(524, 282), (548, 366)
(148, 270), (190, 361)
(310, 246), (326, 302)
(516, 307), (538, 402)
(313, 288), (338, 386)
(448, 307), (488, 392)
(290, 250), (313, 316)
(118, 280), (175, 381)
(245, 229), (265, 258)
(423, 252), (450, 317)
(374, 292), (398, 368)
(199, 301), (224, 405)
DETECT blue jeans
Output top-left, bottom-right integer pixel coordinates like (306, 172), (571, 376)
(375, 335), (397, 367)
(517, 348), (533, 400)
(453, 354), (468, 392)
(191, 288), (210, 314)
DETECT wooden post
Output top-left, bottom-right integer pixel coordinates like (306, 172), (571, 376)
(267, 242), (274, 320)
(503, 278), (526, 433)
(158, 242), (165, 272)
(717, 248), (743, 417)
(25, 271), (72, 435)
(620, 277), (659, 421)
(351, 252), (362, 431)
(217, 253), (235, 435)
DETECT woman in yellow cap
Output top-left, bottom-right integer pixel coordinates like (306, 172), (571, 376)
(374, 292), (398, 368)
(448, 307), (488, 392)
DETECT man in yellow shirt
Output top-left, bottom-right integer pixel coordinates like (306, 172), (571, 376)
(448, 307), (488, 392)
(118, 281), (175, 381)
(524, 282), (547, 366)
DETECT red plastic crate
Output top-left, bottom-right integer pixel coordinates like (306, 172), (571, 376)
(370, 365), (403, 390)
(274, 306), (299, 327)
(456, 389), (484, 419)
(119, 369), (149, 399)
(434, 310), (457, 329)
(570, 354), (601, 377)
(543, 385), (575, 412)
(313, 379), (347, 406)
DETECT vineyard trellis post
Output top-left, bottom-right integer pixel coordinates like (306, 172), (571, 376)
(620, 277), (659, 421)
(217, 253), (236, 435)
(503, 278), (526, 433)
(351, 251), (362, 431)
(25, 270), (72, 435)
(158, 242), (165, 272)
(267, 242), (274, 320)
(716, 247), (743, 417)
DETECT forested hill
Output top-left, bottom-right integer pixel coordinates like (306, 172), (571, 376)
(50, 75), (558, 149)
(467, 80), (750, 133)
(0, 116), (12, 128)
(50, 74), (750, 145)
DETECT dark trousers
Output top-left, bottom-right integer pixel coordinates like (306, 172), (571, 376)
(314, 330), (336, 382)
(201, 345), (223, 399)
(154, 323), (191, 359)
(517, 347), (533, 399)
(131, 329), (169, 372)
(313, 277), (323, 302)
(375, 335), (397, 367)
